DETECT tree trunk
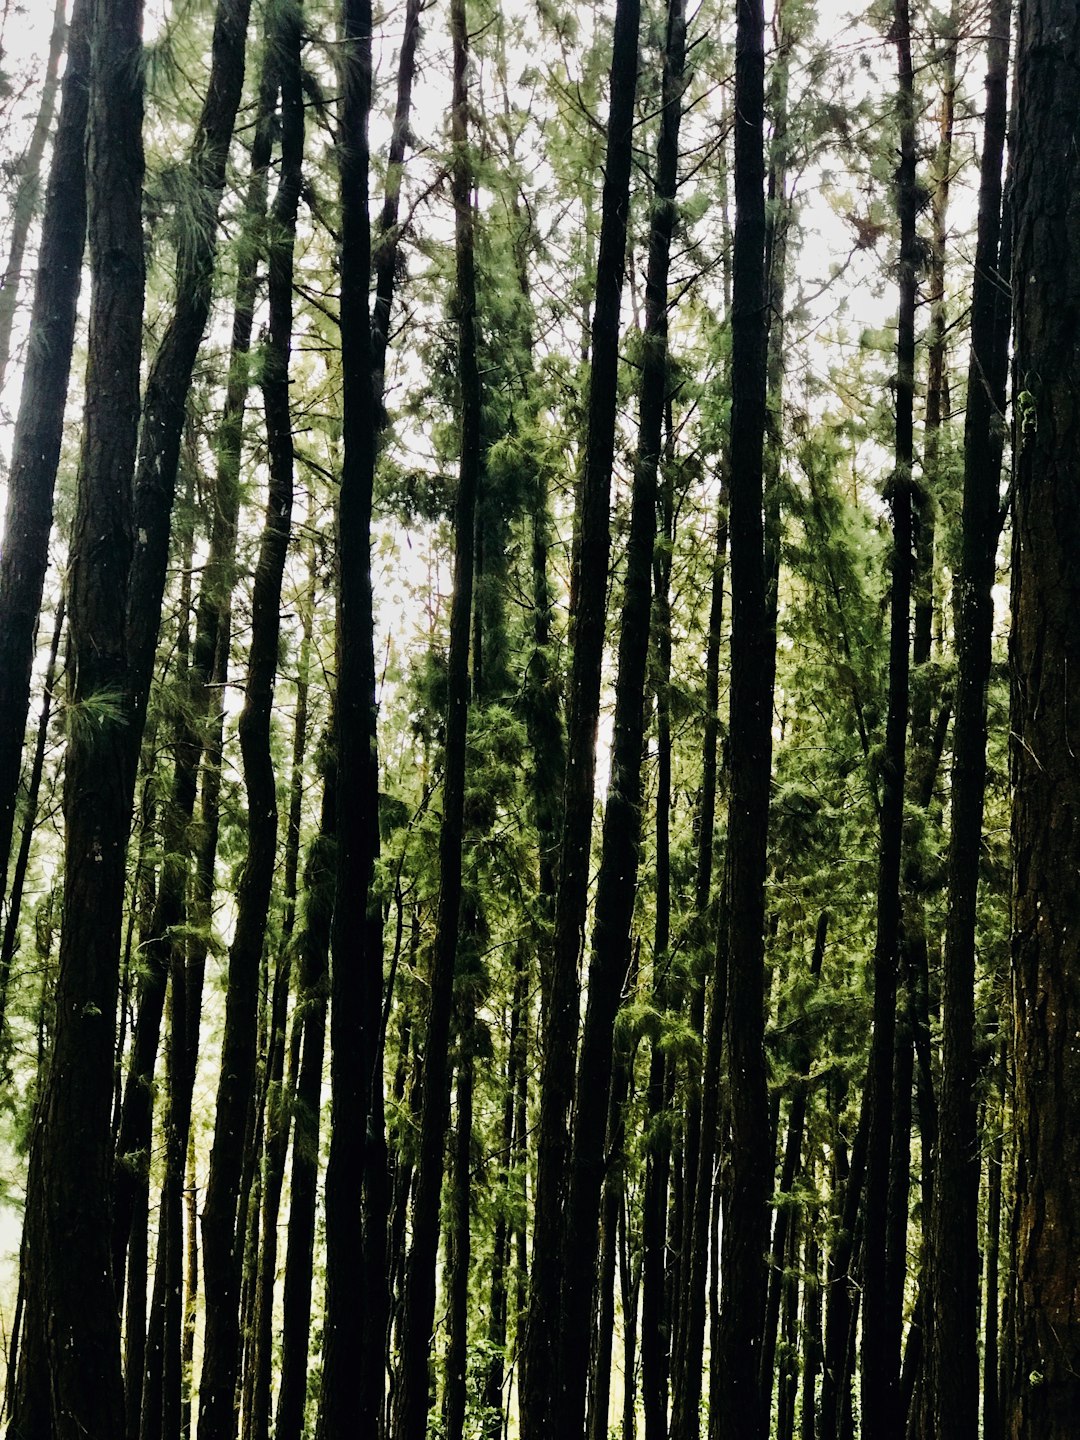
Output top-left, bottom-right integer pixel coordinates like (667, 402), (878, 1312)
(275, 763), (334, 1440)
(0, 0), (67, 392)
(929, 3), (1010, 1435)
(1007, 4), (1080, 1432)
(556, 1), (685, 1430)
(860, 3), (916, 1434)
(10, 0), (145, 1434)
(196, 8), (302, 1435)
(0, 0), (88, 895)
(713, 0), (773, 1433)
(520, 0), (640, 1421)
(390, 0), (482, 1431)
(320, 0), (425, 1422)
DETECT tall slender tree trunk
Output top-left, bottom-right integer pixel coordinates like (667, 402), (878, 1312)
(320, 0), (423, 1426)
(861, 4), (916, 1436)
(519, 0), (640, 1423)
(390, 0), (482, 1432)
(929, 3), (1010, 1435)
(1007, 4), (1080, 1433)
(0, 0), (67, 393)
(0, 0), (88, 896)
(10, 1), (145, 1435)
(275, 760), (334, 1440)
(197, 9), (302, 1436)
(712, 0), (774, 1433)
(556, 3), (685, 1432)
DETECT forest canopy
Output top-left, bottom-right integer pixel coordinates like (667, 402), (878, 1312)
(0, 0), (1077, 1438)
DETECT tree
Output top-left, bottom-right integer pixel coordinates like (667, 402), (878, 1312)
(929, 1), (1010, 1434)
(9, 0), (144, 1434)
(0, 0), (89, 908)
(1007, 2), (1080, 1433)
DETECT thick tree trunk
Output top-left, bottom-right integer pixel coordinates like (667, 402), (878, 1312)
(1007, 4), (1080, 1433)
(519, 0), (640, 1423)
(10, 1), (145, 1435)
(197, 10), (302, 1437)
(929, 4), (1010, 1436)
(317, 0), (389, 1424)
(0, 0), (88, 895)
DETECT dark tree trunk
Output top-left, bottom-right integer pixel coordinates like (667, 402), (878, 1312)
(713, 0), (773, 1434)
(1007, 4), (1080, 1433)
(124, 0), (252, 743)
(801, 1212), (821, 1440)
(108, 0), (256, 1332)
(0, 0), (88, 895)
(0, 0), (67, 391)
(311, 6), (426, 1403)
(983, 1045), (1005, 1440)
(247, 553), (314, 1440)
(275, 765), (334, 1440)
(390, 0), (482, 1432)
(861, 3), (916, 1436)
(442, 1042), (475, 1440)
(520, 0), (640, 1422)
(556, 1), (685, 1431)
(929, 3), (1010, 1436)
(196, 9), (302, 1436)
(10, 1), (145, 1435)
(641, 407), (678, 1440)
(317, 0), (386, 1426)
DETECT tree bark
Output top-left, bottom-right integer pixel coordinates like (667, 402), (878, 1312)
(390, 0), (482, 1432)
(519, 0), (640, 1425)
(1007, 3), (1080, 1432)
(929, 3), (1010, 1435)
(860, 3), (916, 1435)
(196, 8), (302, 1435)
(10, 0), (144, 1434)
(0, 0), (88, 896)
(713, 0), (774, 1432)
(556, 1), (685, 1431)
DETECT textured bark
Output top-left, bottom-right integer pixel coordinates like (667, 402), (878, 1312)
(0, 0), (88, 896)
(390, 0), (482, 1432)
(519, 0), (640, 1426)
(713, 0), (773, 1434)
(861, 3), (916, 1435)
(10, 1), (145, 1435)
(928, 4), (1010, 1436)
(1007, 3), (1080, 1433)
(197, 9), (302, 1436)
